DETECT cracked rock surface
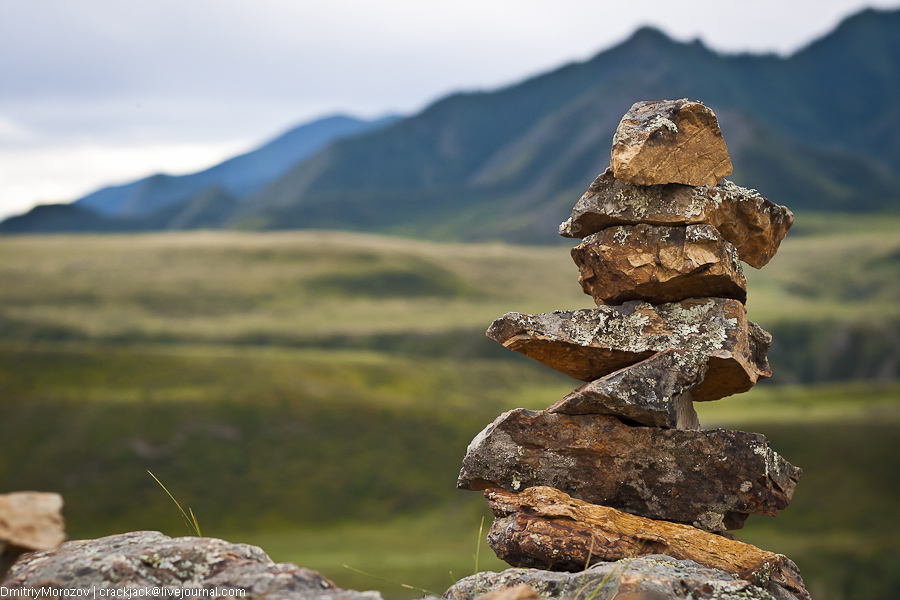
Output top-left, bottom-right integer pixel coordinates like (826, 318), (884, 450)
(483, 486), (810, 600)
(486, 298), (771, 402)
(456, 409), (801, 531)
(571, 223), (746, 305)
(1, 531), (383, 600)
(558, 169), (793, 269)
(610, 99), (733, 187)
(547, 348), (704, 429)
(445, 554), (809, 600)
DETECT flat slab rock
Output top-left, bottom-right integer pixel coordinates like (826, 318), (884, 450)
(486, 298), (771, 402)
(571, 223), (746, 305)
(446, 555), (809, 600)
(559, 169), (793, 269)
(610, 99), (733, 187)
(1, 531), (382, 600)
(484, 486), (808, 600)
(457, 409), (801, 531)
(547, 348), (704, 430)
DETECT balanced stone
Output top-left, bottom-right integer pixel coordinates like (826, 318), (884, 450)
(547, 348), (704, 429)
(610, 99), (733, 187)
(558, 169), (793, 269)
(486, 297), (771, 402)
(484, 487), (810, 600)
(571, 223), (746, 305)
(457, 409), (802, 531)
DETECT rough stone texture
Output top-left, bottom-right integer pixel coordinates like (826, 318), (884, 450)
(445, 555), (809, 600)
(484, 486), (808, 600)
(610, 99), (733, 187)
(547, 349), (704, 429)
(571, 224), (746, 305)
(486, 298), (771, 402)
(472, 584), (540, 600)
(1, 531), (383, 600)
(457, 409), (801, 531)
(558, 169), (793, 269)
(0, 492), (66, 579)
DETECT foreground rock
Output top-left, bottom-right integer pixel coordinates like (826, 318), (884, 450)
(571, 224), (746, 305)
(485, 486), (808, 599)
(457, 409), (801, 531)
(547, 349), (703, 429)
(558, 169), (793, 269)
(2, 531), (382, 600)
(610, 99), (733, 187)
(0, 492), (65, 579)
(446, 555), (809, 600)
(486, 298), (771, 402)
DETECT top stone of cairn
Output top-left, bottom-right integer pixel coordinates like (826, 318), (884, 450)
(611, 99), (733, 187)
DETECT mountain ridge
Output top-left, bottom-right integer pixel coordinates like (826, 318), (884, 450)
(4, 8), (899, 240)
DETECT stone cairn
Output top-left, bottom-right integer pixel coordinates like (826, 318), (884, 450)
(456, 100), (811, 600)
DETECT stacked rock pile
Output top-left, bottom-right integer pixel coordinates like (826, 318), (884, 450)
(457, 100), (810, 599)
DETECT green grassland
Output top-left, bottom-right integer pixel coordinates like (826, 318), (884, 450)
(1, 213), (899, 599)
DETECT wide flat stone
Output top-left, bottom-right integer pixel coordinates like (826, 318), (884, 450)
(482, 487), (810, 600)
(610, 99), (733, 187)
(547, 348), (704, 429)
(486, 298), (771, 402)
(571, 223), (746, 305)
(457, 409), (802, 531)
(559, 169), (793, 269)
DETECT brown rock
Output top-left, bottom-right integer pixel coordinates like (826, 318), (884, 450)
(484, 486), (809, 600)
(486, 298), (771, 402)
(474, 584), (540, 600)
(610, 99), (733, 187)
(547, 348), (704, 429)
(445, 555), (809, 600)
(0, 492), (65, 578)
(457, 409), (802, 531)
(571, 223), (746, 305)
(558, 169), (793, 269)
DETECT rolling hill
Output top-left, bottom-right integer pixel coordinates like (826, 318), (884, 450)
(4, 8), (899, 240)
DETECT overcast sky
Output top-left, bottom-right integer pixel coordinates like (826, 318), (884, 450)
(1, 0), (898, 219)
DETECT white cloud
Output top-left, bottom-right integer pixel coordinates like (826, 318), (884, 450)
(0, 141), (252, 219)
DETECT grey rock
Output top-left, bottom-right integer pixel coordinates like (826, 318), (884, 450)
(444, 555), (809, 600)
(547, 349), (704, 429)
(1, 531), (383, 600)
(486, 298), (771, 402)
(457, 409), (802, 531)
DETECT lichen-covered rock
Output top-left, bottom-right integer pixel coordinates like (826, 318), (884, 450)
(457, 409), (801, 531)
(547, 348), (704, 429)
(0, 492), (66, 579)
(558, 169), (793, 269)
(571, 224), (746, 305)
(484, 486), (808, 599)
(486, 298), (771, 402)
(1, 531), (383, 600)
(445, 554), (809, 600)
(610, 99), (733, 187)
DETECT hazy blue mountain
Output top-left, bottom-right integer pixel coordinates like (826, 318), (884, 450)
(235, 8), (900, 243)
(76, 114), (399, 218)
(5, 8), (899, 239)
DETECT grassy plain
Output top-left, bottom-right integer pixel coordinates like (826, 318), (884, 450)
(1, 213), (899, 599)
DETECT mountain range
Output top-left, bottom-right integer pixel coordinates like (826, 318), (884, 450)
(4, 7), (899, 241)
